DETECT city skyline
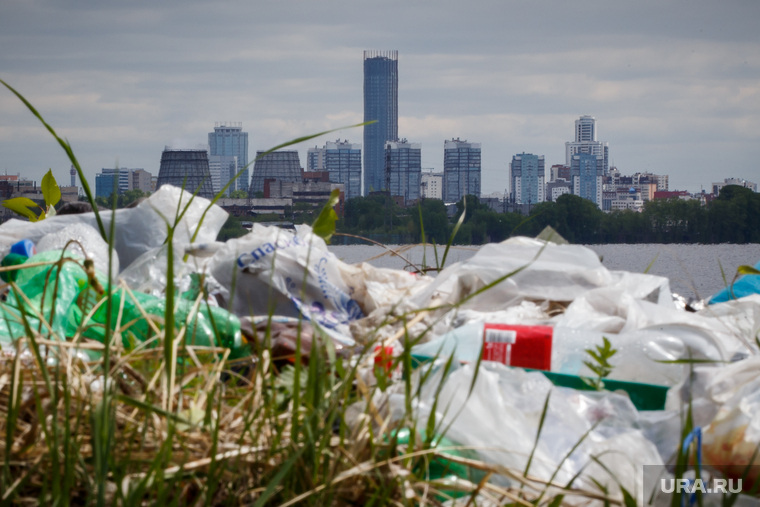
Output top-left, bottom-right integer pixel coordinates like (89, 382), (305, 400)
(1, 1), (759, 195)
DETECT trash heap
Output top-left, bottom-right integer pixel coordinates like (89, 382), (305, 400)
(2, 185), (759, 504)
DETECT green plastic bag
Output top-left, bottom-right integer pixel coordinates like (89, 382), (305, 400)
(0, 249), (246, 361)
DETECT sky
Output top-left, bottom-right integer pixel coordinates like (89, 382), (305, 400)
(1, 0), (759, 196)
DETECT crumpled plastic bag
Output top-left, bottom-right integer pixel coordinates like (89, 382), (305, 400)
(400, 236), (755, 387)
(206, 224), (363, 346)
(0, 247), (244, 361)
(666, 355), (760, 490)
(0, 250), (94, 349)
(409, 237), (622, 311)
(0, 185), (228, 272)
(709, 260), (760, 304)
(36, 222), (118, 277)
(408, 361), (663, 501)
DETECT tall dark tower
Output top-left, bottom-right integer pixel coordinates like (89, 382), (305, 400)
(363, 50), (398, 196)
(157, 148), (215, 199)
(70, 165), (76, 187)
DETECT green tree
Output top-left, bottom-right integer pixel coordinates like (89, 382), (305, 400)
(707, 185), (760, 243)
(229, 189), (248, 199)
(412, 199), (450, 244)
(217, 215), (248, 241)
(94, 189), (148, 209)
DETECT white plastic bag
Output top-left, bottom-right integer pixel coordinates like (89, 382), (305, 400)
(410, 361), (663, 500)
(207, 224), (363, 346)
(0, 185), (228, 272)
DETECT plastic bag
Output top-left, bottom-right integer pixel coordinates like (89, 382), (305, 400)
(0, 185), (228, 272)
(409, 237), (621, 311)
(207, 224), (363, 346)
(36, 222), (119, 276)
(76, 288), (244, 358)
(409, 361), (663, 500)
(709, 260), (760, 304)
(0, 248), (244, 361)
(0, 250), (93, 344)
(667, 356), (760, 490)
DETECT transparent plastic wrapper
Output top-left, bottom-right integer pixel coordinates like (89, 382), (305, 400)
(409, 361), (663, 501)
(36, 222), (119, 277)
(664, 356), (760, 490)
(0, 185), (228, 272)
(409, 237), (619, 311)
(405, 237), (674, 347)
(207, 224), (363, 346)
(336, 261), (432, 315)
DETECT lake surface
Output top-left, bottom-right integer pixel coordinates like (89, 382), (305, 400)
(328, 242), (760, 301)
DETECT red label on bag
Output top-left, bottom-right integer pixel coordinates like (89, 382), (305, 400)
(481, 324), (553, 370)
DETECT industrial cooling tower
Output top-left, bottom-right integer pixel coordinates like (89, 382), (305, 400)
(248, 150), (303, 196)
(157, 149), (215, 199)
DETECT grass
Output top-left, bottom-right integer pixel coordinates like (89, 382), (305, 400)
(1, 80), (755, 506)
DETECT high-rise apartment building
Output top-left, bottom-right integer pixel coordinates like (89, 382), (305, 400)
(363, 50), (398, 196)
(208, 122), (249, 193)
(249, 150), (303, 196)
(443, 139), (481, 203)
(157, 149), (215, 199)
(385, 139), (421, 205)
(509, 153), (545, 205)
(307, 140), (362, 200)
(565, 115), (609, 175)
(208, 155), (238, 197)
(571, 153), (604, 208)
(420, 169), (443, 200)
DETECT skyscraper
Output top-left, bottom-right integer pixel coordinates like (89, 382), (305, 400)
(565, 115), (609, 175)
(443, 139), (481, 203)
(208, 122), (249, 193)
(208, 155), (238, 197)
(308, 140), (362, 200)
(363, 50), (398, 196)
(385, 139), (421, 205)
(509, 153), (545, 205)
(571, 152), (604, 208)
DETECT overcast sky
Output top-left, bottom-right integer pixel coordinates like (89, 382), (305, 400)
(1, 0), (758, 195)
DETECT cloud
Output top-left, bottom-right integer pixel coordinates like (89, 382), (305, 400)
(1, 0), (759, 193)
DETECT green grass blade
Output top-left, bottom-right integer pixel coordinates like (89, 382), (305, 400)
(441, 195), (466, 269)
(523, 391), (551, 479)
(643, 253), (660, 274)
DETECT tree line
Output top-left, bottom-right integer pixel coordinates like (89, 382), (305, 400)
(338, 185), (760, 245)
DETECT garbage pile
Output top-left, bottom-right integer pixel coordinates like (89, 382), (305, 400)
(2, 185), (759, 504)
